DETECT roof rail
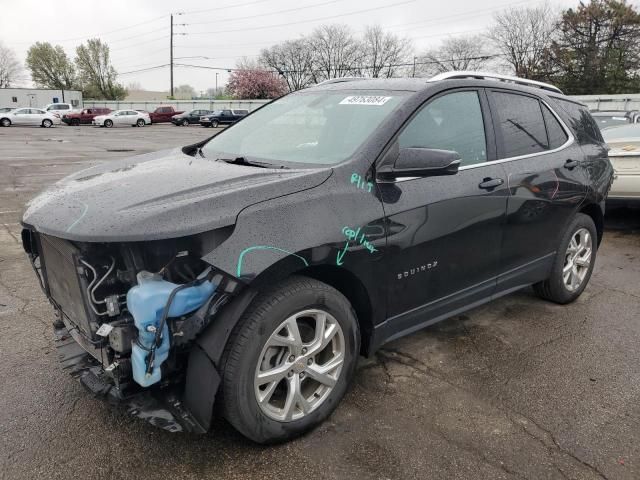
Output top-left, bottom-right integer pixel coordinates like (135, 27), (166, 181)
(428, 71), (563, 95)
(315, 77), (367, 86)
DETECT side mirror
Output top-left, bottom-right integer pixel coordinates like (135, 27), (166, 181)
(378, 148), (461, 181)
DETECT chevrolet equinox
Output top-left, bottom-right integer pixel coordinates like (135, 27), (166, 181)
(21, 72), (613, 443)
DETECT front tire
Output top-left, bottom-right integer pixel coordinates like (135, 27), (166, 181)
(220, 276), (360, 444)
(181, 119), (189, 126)
(0, 118), (11, 127)
(534, 213), (597, 304)
(104, 119), (113, 128)
(211, 120), (219, 128)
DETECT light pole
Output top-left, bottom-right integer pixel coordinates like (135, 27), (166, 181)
(215, 72), (219, 96)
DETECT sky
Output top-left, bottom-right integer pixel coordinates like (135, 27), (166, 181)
(0, 0), (599, 93)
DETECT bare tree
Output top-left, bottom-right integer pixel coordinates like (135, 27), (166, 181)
(0, 43), (23, 88)
(261, 38), (316, 91)
(310, 24), (362, 81)
(419, 35), (491, 77)
(360, 25), (412, 78)
(488, 4), (557, 79)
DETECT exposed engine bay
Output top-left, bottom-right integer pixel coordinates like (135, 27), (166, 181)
(21, 228), (239, 432)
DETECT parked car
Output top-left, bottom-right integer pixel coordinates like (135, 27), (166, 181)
(602, 123), (640, 203)
(62, 108), (112, 126)
(591, 110), (640, 129)
(93, 109), (151, 128)
(199, 109), (248, 127)
(43, 103), (77, 118)
(21, 72), (612, 444)
(171, 109), (212, 126)
(149, 106), (184, 123)
(0, 107), (61, 127)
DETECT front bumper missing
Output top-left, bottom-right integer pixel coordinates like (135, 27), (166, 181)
(55, 325), (206, 433)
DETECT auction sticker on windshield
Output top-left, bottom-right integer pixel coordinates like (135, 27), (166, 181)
(339, 96), (392, 106)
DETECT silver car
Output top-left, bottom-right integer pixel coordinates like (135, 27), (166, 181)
(602, 124), (640, 202)
(93, 109), (151, 128)
(0, 108), (61, 128)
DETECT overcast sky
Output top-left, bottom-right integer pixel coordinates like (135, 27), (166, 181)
(0, 0), (605, 93)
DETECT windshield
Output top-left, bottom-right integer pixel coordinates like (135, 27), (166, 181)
(201, 91), (407, 165)
(593, 115), (631, 129)
(602, 124), (640, 141)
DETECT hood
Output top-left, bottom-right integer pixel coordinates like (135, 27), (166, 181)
(23, 148), (332, 242)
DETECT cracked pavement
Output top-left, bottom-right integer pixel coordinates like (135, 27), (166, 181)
(1, 125), (639, 479)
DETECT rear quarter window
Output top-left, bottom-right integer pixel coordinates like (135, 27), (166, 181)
(551, 98), (604, 144)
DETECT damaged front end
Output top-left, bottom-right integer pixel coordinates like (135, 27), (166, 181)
(21, 228), (240, 433)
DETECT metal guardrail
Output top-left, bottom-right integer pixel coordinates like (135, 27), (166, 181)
(82, 99), (271, 112)
(571, 94), (640, 111)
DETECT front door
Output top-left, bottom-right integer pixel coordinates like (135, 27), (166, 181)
(485, 89), (588, 290)
(378, 89), (508, 341)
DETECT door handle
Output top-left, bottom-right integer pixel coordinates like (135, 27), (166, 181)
(564, 159), (579, 169)
(478, 177), (504, 189)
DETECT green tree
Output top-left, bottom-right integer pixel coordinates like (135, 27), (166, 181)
(552, 0), (640, 94)
(26, 42), (76, 89)
(75, 39), (126, 100)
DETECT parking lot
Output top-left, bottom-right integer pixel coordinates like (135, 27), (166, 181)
(1, 124), (639, 479)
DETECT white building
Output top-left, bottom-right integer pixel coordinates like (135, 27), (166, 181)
(0, 88), (83, 109)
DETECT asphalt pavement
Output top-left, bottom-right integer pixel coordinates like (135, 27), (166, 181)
(1, 124), (639, 480)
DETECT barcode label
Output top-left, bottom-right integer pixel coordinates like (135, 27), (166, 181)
(339, 96), (392, 106)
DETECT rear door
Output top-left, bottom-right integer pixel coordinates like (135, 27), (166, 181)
(31, 109), (47, 125)
(379, 89), (509, 337)
(486, 89), (587, 291)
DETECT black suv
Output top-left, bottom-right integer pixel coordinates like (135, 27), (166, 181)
(21, 73), (612, 444)
(199, 108), (248, 127)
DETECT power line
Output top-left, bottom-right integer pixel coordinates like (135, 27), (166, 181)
(187, 0), (419, 35)
(187, 0), (343, 26)
(119, 64), (170, 75)
(8, 15), (167, 46)
(179, 0), (274, 16)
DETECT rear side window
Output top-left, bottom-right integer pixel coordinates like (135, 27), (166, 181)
(398, 90), (487, 166)
(490, 91), (548, 158)
(541, 105), (569, 149)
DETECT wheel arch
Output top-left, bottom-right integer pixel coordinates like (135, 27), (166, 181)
(579, 202), (604, 246)
(296, 265), (374, 356)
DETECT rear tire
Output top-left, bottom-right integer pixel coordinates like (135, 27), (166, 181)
(136, 119), (145, 127)
(42, 119), (53, 128)
(0, 118), (11, 127)
(71, 118), (80, 126)
(104, 119), (113, 128)
(533, 213), (597, 304)
(220, 276), (360, 444)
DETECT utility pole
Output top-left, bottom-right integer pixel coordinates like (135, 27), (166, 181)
(412, 56), (417, 78)
(170, 14), (174, 97)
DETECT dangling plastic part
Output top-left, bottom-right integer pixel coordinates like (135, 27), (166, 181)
(128, 271), (216, 387)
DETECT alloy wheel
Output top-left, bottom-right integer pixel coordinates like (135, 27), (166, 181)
(254, 309), (345, 422)
(563, 227), (592, 292)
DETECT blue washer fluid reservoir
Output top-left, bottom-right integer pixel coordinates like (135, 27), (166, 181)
(127, 271), (216, 387)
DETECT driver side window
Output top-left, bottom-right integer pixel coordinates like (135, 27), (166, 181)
(399, 91), (487, 167)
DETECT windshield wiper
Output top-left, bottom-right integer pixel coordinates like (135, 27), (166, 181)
(217, 157), (288, 169)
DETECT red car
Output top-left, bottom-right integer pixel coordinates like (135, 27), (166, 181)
(149, 106), (184, 123)
(62, 108), (111, 126)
